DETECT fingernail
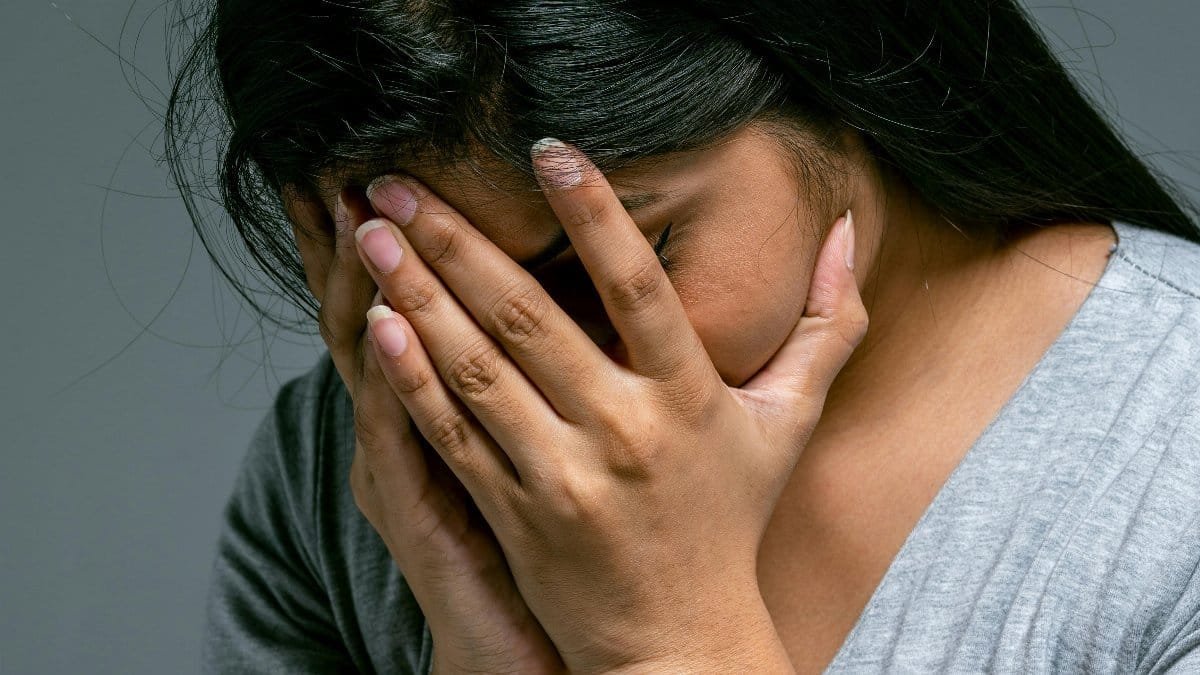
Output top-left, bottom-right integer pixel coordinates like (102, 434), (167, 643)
(366, 306), (408, 356)
(355, 220), (403, 274)
(366, 175), (417, 225)
(531, 137), (582, 188)
(842, 209), (856, 271)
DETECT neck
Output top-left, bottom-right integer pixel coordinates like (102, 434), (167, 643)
(819, 163), (1117, 442)
(825, 172), (1013, 431)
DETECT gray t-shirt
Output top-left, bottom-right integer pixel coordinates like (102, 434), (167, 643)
(201, 219), (1200, 673)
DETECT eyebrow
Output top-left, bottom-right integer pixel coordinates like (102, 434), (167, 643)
(518, 191), (669, 271)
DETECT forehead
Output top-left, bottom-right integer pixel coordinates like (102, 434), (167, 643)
(314, 149), (681, 258)
(306, 124), (790, 260)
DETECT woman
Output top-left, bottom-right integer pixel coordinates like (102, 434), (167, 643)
(178, 1), (1200, 672)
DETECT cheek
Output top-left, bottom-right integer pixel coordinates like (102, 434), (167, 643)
(675, 231), (813, 387)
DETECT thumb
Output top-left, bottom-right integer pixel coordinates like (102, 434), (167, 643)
(739, 209), (868, 431)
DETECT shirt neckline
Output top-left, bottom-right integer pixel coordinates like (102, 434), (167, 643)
(822, 219), (1132, 671)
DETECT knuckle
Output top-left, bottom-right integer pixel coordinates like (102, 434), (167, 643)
(490, 286), (548, 347)
(608, 258), (664, 315)
(549, 469), (606, 525)
(389, 362), (435, 395)
(427, 410), (472, 461)
(417, 219), (462, 267)
(597, 413), (662, 480)
(389, 278), (439, 315)
(446, 341), (503, 398)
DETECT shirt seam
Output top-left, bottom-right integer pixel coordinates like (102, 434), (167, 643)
(1113, 249), (1200, 301)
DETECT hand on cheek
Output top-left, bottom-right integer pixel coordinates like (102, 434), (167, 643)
(357, 138), (868, 672)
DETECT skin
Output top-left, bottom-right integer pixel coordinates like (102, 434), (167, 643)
(287, 121), (1117, 672)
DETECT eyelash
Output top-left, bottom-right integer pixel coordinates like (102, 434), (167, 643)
(653, 222), (674, 270)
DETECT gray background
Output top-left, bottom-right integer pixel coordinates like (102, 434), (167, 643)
(1, 1), (1197, 673)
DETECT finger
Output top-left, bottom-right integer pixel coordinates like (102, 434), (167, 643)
(317, 189), (380, 389)
(349, 296), (420, 534)
(739, 210), (868, 446)
(367, 175), (613, 420)
(364, 302), (520, 505)
(351, 303), (470, 569)
(283, 183), (334, 305)
(529, 139), (716, 391)
(283, 184), (378, 392)
(354, 216), (565, 475)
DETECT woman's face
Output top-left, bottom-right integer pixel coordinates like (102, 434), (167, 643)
(328, 124), (847, 387)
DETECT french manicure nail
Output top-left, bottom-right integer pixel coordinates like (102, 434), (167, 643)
(531, 137), (582, 188)
(366, 176), (417, 225)
(842, 209), (856, 271)
(356, 220), (403, 273)
(366, 306), (408, 356)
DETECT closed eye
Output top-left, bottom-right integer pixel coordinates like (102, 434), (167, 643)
(653, 222), (673, 270)
(527, 220), (675, 274)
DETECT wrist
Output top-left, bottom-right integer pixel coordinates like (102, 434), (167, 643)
(588, 580), (794, 675)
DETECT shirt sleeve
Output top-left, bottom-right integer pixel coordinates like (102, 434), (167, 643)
(200, 367), (354, 673)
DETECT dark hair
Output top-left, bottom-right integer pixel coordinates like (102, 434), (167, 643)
(165, 0), (1198, 331)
